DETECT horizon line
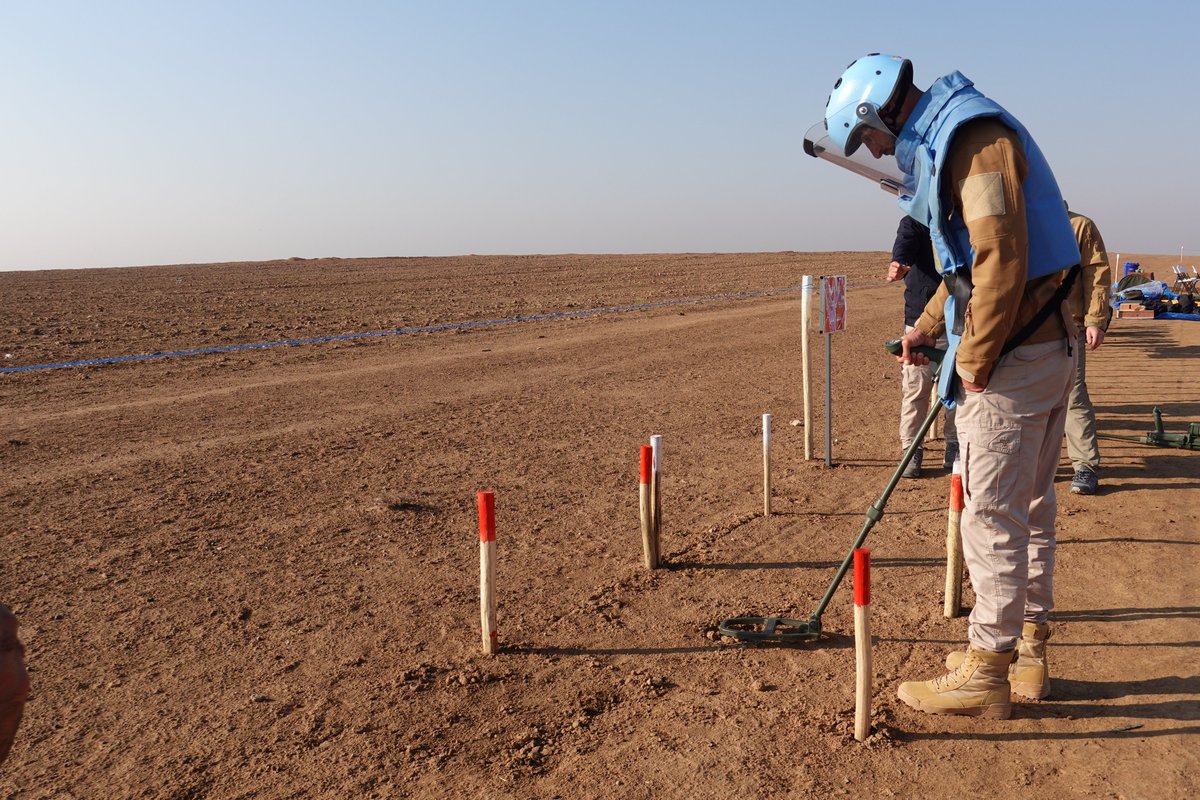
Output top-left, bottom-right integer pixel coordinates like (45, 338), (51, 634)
(2, 248), (1187, 275)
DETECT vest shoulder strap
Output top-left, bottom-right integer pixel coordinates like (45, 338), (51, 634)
(999, 264), (1081, 356)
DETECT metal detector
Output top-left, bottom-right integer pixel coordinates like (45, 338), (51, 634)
(1097, 406), (1200, 451)
(718, 340), (946, 643)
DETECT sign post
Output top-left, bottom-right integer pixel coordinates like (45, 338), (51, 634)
(819, 275), (847, 467)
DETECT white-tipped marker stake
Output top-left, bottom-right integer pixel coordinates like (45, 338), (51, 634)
(801, 276), (814, 460)
(650, 435), (663, 567)
(762, 413), (772, 516)
(854, 548), (872, 742)
(943, 474), (965, 618)
(639, 445), (657, 569)
(478, 491), (498, 655)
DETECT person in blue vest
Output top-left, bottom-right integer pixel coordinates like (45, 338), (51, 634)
(821, 54), (1081, 718)
(888, 216), (957, 478)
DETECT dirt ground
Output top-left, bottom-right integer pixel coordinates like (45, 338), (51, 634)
(1, 252), (1197, 799)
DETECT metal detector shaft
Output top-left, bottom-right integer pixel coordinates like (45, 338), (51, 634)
(810, 386), (943, 622)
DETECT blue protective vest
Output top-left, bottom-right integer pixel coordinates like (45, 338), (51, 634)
(894, 72), (1079, 404)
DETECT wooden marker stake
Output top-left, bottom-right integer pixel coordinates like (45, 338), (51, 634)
(801, 276), (814, 460)
(478, 491), (498, 655)
(639, 445), (657, 569)
(762, 413), (772, 516)
(650, 435), (663, 567)
(943, 474), (965, 618)
(854, 547), (872, 742)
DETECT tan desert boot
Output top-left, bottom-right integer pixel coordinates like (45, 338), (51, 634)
(898, 645), (1013, 719)
(944, 622), (1051, 699)
(1009, 622), (1051, 699)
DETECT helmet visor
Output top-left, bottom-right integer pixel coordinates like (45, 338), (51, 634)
(804, 121), (909, 196)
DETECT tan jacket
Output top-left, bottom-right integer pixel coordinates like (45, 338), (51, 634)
(1068, 211), (1112, 330)
(915, 118), (1072, 385)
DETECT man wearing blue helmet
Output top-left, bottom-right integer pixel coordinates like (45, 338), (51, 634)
(818, 54), (1081, 719)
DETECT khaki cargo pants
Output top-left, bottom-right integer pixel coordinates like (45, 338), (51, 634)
(956, 338), (1074, 653)
(1064, 331), (1100, 471)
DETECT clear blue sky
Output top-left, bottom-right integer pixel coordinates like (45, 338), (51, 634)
(2, 1), (1197, 270)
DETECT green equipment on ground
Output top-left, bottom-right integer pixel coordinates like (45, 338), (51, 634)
(1097, 407), (1200, 451)
(717, 340), (947, 643)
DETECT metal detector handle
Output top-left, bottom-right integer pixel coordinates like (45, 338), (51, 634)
(884, 339), (945, 364)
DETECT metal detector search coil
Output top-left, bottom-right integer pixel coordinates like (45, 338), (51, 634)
(718, 615), (821, 643)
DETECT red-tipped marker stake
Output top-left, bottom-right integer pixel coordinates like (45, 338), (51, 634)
(478, 491), (498, 655)
(639, 445), (657, 569)
(854, 548), (872, 742)
(944, 474), (965, 618)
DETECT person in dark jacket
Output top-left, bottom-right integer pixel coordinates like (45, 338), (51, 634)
(888, 216), (957, 478)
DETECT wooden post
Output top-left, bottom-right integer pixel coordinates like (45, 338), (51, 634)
(943, 474), (965, 619)
(801, 276), (813, 460)
(854, 548), (872, 742)
(639, 445), (657, 569)
(478, 491), (498, 655)
(762, 413), (772, 516)
(650, 435), (663, 567)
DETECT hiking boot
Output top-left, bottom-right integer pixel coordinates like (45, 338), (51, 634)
(898, 645), (1013, 719)
(1070, 466), (1098, 495)
(945, 622), (1052, 700)
(943, 441), (959, 471)
(901, 449), (923, 479)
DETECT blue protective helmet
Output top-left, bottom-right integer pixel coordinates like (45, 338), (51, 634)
(824, 54), (913, 156)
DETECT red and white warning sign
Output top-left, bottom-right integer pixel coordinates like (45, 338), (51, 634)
(819, 275), (847, 334)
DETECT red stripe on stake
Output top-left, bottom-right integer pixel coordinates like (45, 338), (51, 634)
(853, 548), (871, 607)
(853, 546), (873, 742)
(638, 446), (656, 569)
(949, 474), (964, 512)
(478, 491), (496, 543)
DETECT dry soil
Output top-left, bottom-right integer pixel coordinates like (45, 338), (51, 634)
(1, 252), (1197, 799)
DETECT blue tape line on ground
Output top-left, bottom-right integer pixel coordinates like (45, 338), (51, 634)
(2, 280), (885, 375)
